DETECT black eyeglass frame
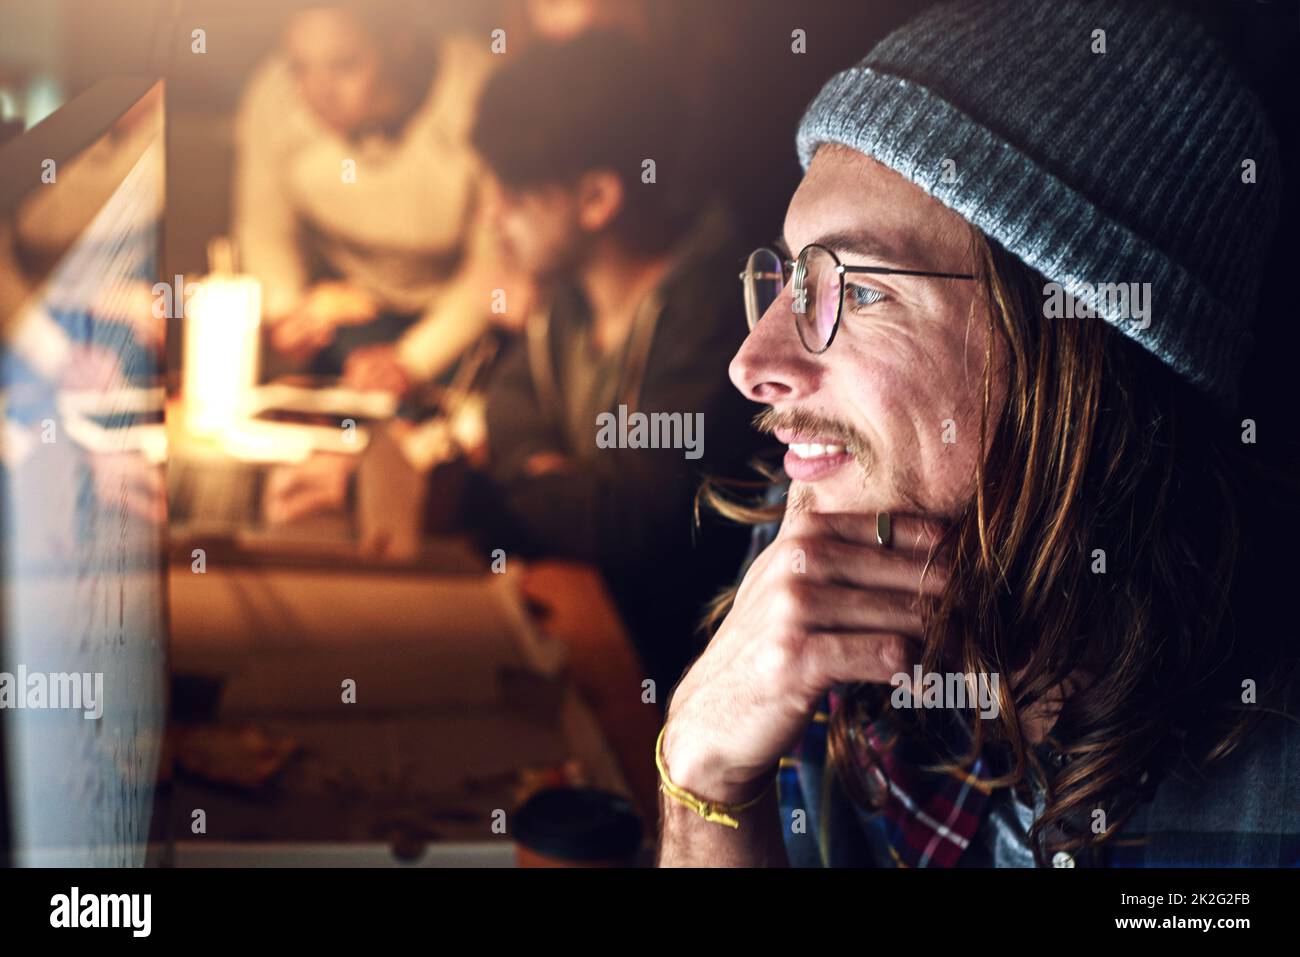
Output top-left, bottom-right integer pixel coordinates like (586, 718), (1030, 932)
(740, 243), (977, 354)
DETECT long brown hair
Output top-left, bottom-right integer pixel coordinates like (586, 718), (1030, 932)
(701, 228), (1299, 864)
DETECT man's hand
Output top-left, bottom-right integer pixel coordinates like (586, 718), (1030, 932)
(263, 453), (358, 526)
(342, 344), (412, 398)
(657, 510), (948, 865)
(270, 281), (379, 361)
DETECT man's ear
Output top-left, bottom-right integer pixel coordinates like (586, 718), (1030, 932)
(575, 170), (625, 233)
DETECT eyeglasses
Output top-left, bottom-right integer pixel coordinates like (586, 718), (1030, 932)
(739, 244), (976, 353)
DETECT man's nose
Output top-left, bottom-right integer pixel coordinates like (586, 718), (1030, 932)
(728, 300), (822, 404)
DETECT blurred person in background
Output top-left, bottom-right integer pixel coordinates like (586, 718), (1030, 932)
(465, 33), (769, 697)
(233, 0), (522, 392)
(256, 0), (673, 528)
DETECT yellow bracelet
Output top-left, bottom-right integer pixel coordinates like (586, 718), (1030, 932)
(655, 724), (774, 829)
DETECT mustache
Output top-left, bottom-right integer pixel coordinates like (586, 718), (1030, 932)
(752, 407), (873, 475)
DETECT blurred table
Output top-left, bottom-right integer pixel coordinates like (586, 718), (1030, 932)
(162, 398), (664, 860)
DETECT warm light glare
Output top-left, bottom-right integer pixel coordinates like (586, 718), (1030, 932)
(182, 276), (262, 436)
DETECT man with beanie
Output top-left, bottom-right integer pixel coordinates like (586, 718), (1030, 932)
(657, 0), (1296, 867)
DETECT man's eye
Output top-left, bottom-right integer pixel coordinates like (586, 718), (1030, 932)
(846, 284), (887, 309)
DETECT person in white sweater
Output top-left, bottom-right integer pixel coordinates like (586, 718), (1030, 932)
(232, 2), (523, 393)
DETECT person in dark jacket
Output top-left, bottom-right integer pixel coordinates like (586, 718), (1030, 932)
(466, 33), (767, 694)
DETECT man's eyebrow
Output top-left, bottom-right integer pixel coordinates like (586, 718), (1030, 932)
(774, 227), (930, 265)
(816, 228), (919, 267)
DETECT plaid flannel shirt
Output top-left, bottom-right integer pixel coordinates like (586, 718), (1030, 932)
(738, 513), (1300, 868)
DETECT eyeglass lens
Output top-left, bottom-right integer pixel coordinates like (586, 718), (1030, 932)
(743, 247), (785, 330)
(743, 246), (841, 353)
(793, 245), (841, 352)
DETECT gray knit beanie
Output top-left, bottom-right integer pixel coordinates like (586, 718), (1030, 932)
(795, 0), (1281, 405)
